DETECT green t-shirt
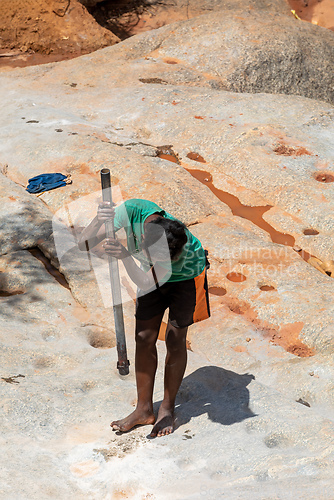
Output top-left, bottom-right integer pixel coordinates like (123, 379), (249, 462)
(114, 199), (206, 282)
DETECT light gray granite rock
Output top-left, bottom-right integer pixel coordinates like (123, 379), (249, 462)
(1, 10), (334, 497)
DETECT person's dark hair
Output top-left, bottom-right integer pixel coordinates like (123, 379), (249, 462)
(143, 216), (187, 262)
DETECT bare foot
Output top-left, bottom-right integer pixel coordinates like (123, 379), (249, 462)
(150, 406), (174, 437)
(111, 408), (155, 432)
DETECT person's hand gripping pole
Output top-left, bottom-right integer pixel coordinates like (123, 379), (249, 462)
(100, 168), (129, 376)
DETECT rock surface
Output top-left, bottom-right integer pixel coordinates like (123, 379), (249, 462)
(60, 8), (334, 104)
(1, 331), (334, 499)
(1, 4), (334, 499)
(0, 173), (54, 255)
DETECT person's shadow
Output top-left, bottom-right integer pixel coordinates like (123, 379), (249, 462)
(154, 366), (256, 430)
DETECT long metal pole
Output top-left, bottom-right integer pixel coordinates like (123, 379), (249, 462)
(100, 168), (129, 375)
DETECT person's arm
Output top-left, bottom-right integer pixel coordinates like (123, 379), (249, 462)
(77, 202), (113, 251)
(103, 238), (168, 290)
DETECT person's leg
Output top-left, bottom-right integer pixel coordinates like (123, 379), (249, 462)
(111, 312), (164, 432)
(150, 321), (188, 437)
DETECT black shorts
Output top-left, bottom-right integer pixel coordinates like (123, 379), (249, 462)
(135, 267), (211, 328)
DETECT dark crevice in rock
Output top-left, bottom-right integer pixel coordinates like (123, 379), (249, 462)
(187, 216), (212, 228)
(1, 374), (25, 384)
(1, 164), (8, 176)
(28, 247), (70, 290)
(296, 398), (311, 407)
(0, 289), (25, 297)
(139, 77), (169, 84)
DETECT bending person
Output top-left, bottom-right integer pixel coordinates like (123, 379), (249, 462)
(78, 199), (210, 437)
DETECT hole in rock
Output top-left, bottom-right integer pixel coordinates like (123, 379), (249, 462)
(156, 145), (179, 164)
(163, 58), (178, 65)
(89, 331), (114, 349)
(286, 344), (314, 357)
(226, 272), (247, 283)
(158, 153), (178, 163)
(259, 285), (276, 291)
(187, 152), (206, 163)
(303, 228), (319, 236)
(314, 172), (334, 183)
(28, 248), (70, 290)
(208, 286), (227, 296)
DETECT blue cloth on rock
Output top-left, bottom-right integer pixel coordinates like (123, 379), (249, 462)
(26, 173), (71, 193)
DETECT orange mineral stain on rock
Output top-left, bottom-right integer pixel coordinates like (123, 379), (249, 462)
(66, 423), (103, 445)
(223, 296), (250, 315)
(113, 490), (135, 500)
(186, 168), (294, 246)
(208, 286), (227, 296)
(232, 345), (247, 353)
(259, 285), (276, 291)
(72, 303), (91, 322)
(303, 228), (319, 236)
(187, 152), (206, 163)
(273, 143), (312, 156)
(57, 312), (67, 323)
(70, 460), (100, 478)
(272, 322), (314, 357)
(163, 57), (180, 64)
(226, 272), (247, 283)
(218, 296), (314, 357)
(157, 145), (180, 164)
(314, 172), (334, 183)
(90, 131), (112, 143)
(158, 153), (179, 163)
(185, 167), (326, 275)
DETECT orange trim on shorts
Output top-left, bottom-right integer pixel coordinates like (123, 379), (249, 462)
(193, 268), (210, 323)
